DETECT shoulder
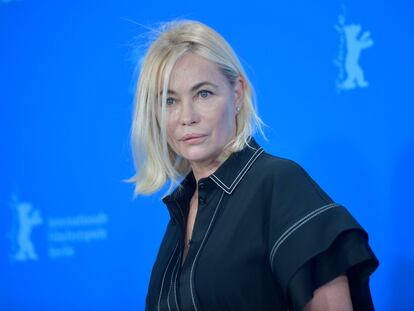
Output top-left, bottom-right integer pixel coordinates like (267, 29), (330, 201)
(253, 151), (316, 186)
(254, 151), (306, 177)
(250, 150), (334, 204)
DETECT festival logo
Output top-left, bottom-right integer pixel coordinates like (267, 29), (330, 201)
(10, 196), (43, 261)
(334, 6), (374, 91)
(8, 193), (109, 262)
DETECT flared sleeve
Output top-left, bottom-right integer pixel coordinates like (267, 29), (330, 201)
(267, 159), (379, 311)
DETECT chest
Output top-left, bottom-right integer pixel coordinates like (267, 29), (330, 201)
(146, 184), (287, 310)
(182, 197), (198, 265)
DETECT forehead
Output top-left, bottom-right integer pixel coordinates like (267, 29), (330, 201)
(167, 52), (226, 91)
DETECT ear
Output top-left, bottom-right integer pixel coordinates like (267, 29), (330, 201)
(234, 76), (245, 112)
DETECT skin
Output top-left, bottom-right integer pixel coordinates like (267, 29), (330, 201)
(163, 52), (353, 311)
(304, 275), (353, 311)
(164, 52), (243, 181)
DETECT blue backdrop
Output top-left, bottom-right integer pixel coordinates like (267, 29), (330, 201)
(1, 0), (413, 310)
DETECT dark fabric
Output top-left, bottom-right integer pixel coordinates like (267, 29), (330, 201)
(287, 229), (378, 311)
(145, 138), (379, 311)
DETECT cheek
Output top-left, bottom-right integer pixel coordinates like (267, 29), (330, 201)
(166, 111), (179, 136)
(165, 113), (182, 153)
(215, 104), (236, 133)
(166, 123), (177, 148)
(165, 124), (178, 153)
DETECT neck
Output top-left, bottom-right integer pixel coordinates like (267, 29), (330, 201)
(188, 136), (237, 183)
(190, 159), (222, 183)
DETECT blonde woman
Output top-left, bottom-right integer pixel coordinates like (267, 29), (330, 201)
(129, 20), (378, 311)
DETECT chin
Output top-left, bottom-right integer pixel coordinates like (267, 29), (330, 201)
(180, 146), (216, 163)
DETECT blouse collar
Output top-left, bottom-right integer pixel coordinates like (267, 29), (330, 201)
(162, 137), (264, 205)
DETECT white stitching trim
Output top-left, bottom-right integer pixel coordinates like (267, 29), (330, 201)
(269, 203), (339, 268)
(190, 191), (225, 311)
(167, 201), (183, 311)
(158, 241), (179, 311)
(210, 147), (264, 194)
(173, 250), (181, 311)
(172, 203), (184, 309)
(210, 147), (262, 191)
(167, 245), (181, 311)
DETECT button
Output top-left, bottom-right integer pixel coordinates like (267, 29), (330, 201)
(199, 197), (206, 205)
(198, 182), (207, 190)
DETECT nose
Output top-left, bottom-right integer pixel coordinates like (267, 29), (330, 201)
(180, 100), (199, 126)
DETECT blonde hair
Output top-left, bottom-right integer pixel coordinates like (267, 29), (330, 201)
(128, 19), (264, 196)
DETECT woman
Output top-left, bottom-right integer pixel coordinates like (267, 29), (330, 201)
(129, 19), (379, 311)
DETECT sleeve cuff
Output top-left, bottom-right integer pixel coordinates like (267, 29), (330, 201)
(287, 229), (379, 311)
(269, 205), (379, 311)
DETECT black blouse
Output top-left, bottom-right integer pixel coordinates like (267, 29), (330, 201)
(145, 138), (379, 311)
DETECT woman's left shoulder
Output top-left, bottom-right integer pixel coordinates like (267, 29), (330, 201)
(253, 151), (332, 200)
(254, 151), (311, 180)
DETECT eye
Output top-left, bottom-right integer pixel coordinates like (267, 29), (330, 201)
(166, 97), (175, 105)
(198, 90), (212, 99)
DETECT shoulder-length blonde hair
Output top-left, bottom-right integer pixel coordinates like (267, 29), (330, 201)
(129, 19), (264, 196)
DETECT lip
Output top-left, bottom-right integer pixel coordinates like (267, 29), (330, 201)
(181, 133), (207, 143)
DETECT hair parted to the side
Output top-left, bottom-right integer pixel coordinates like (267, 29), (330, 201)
(128, 19), (265, 196)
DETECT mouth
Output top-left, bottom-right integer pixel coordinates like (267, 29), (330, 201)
(181, 133), (207, 144)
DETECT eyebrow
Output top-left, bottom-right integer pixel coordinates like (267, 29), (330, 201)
(160, 81), (219, 96)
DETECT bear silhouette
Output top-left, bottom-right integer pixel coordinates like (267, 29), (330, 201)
(13, 202), (43, 261)
(340, 23), (374, 90)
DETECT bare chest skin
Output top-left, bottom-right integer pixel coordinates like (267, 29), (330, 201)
(182, 191), (198, 266)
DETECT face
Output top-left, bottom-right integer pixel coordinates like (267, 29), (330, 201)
(162, 52), (243, 166)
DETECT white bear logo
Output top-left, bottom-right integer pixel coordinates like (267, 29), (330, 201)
(334, 7), (374, 91)
(11, 200), (43, 261)
(340, 23), (374, 89)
